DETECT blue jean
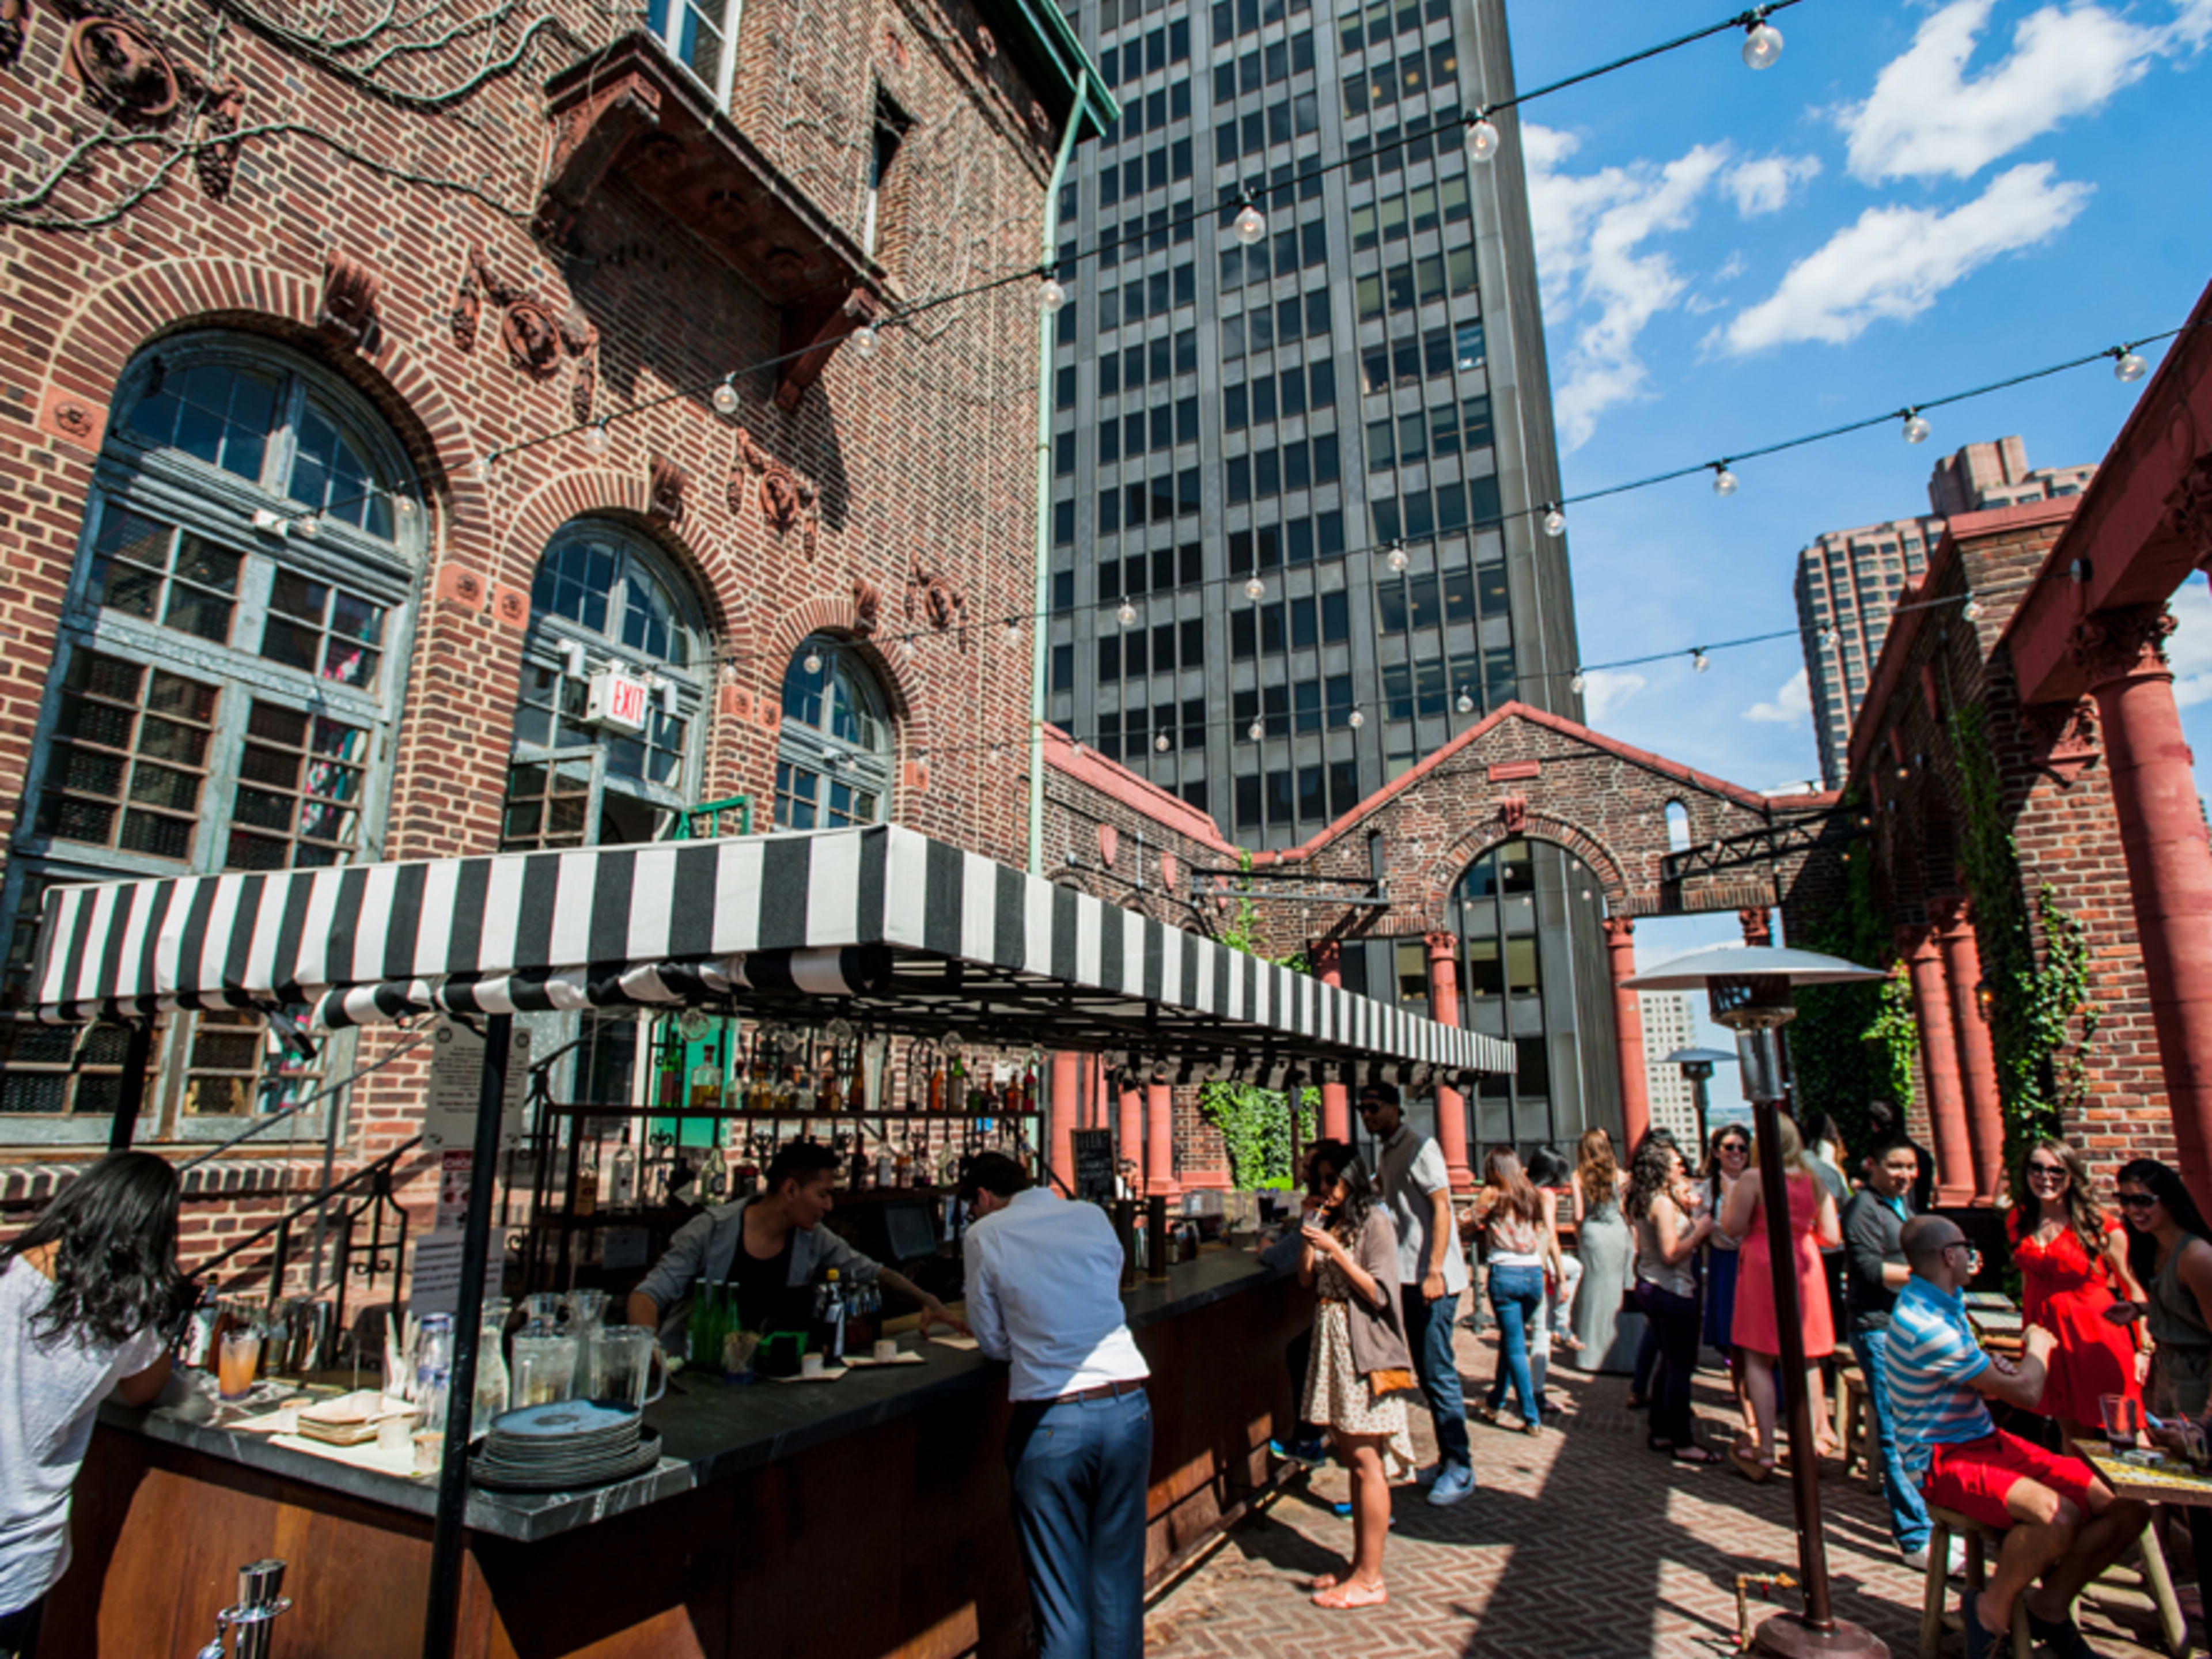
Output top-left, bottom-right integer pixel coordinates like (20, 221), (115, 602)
(1401, 1286), (1472, 1472)
(1486, 1265), (1545, 1427)
(1850, 1329), (1930, 1555)
(1006, 1388), (1153, 1659)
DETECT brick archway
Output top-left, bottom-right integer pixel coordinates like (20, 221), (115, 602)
(1423, 807), (1634, 933)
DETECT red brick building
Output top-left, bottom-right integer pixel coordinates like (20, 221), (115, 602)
(0, 1), (1112, 1254)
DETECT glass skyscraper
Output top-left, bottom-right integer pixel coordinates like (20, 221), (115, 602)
(1045, 0), (1617, 1146)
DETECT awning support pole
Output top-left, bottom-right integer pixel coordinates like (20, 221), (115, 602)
(422, 1013), (512, 1659)
(109, 1018), (154, 1152)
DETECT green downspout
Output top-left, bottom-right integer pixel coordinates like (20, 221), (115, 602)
(1029, 72), (1088, 877)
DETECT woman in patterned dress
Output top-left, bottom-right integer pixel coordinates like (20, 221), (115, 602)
(1299, 1139), (1419, 1610)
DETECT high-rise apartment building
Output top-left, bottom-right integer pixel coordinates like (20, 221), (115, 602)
(1639, 991), (1701, 1147)
(1044, 0), (1608, 1150)
(1796, 437), (2095, 787)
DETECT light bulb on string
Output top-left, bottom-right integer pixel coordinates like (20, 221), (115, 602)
(584, 421), (612, 454)
(1244, 575), (1266, 600)
(1116, 600), (1137, 626)
(1347, 709), (1365, 729)
(711, 378), (740, 416)
(1385, 540), (1409, 574)
(2114, 348), (2149, 383)
(1692, 649), (1710, 674)
(1741, 14), (1783, 69)
(1542, 506), (1566, 538)
(295, 514), (321, 539)
(1820, 626), (1840, 650)
(1902, 410), (1931, 445)
(1003, 617), (1021, 646)
(1465, 112), (1500, 162)
(1039, 274), (1066, 313)
(1154, 733), (1171, 752)
(1232, 201), (1266, 245)
(1248, 719), (1264, 741)
(1964, 597), (1984, 622)
(1711, 464), (1739, 497)
(1455, 688), (1474, 714)
(1570, 670), (1585, 695)
(850, 323), (879, 358)
(395, 493), (418, 519)
(803, 647), (823, 675)
(467, 454), (494, 484)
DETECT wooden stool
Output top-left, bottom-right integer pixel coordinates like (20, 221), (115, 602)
(1833, 1360), (1873, 1487)
(1919, 1507), (2032, 1659)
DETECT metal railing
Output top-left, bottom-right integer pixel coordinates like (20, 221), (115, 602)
(666, 794), (752, 839)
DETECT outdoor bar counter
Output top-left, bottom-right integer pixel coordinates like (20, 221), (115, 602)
(51, 1245), (1304, 1659)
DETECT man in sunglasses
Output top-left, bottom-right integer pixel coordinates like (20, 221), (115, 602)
(1887, 1215), (2147, 1657)
(1358, 1081), (1475, 1506)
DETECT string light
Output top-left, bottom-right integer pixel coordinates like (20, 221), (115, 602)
(1741, 11), (1784, 68)
(1116, 601), (1137, 626)
(1385, 540), (1410, 573)
(1039, 274), (1067, 313)
(1465, 111), (1501, 162)
(850, 324), (878, 358)
(1570, 671), (1586, 694)
(711, 377), (740, 416)
(1692, 649), (1710, 673)
(1154, 733), (1171, 752)
(1820, 626), (1840, 649)
(1347, 709), (1365, 728)
(1248, 719), (1264, 740)
(584, 421), (611, 454)
(1244, 576), (1266, 600)
(1232, 200), (1266, 245)
(2114, 347), (2149, 382)
(295, 514), (320, 538)
(1710, 464), (1740, 497)
(396, 495), (417, 518)
(1902, 410), (1930, 445)
(803, 647), (823, 674)
(467, 455), (493, 483)
(1455, 688), (1475, 714)
(1963, 597), (1984, 621)
(1542, 506), (1566, 537)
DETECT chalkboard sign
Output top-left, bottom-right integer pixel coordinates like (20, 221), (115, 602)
(1072, 1129), (1116, 1205)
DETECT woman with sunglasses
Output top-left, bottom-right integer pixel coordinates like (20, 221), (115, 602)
(1702, 1126), (1758, 1450)
(2006, 1139), (2147, 1446)
(2112, 1159), (2212, 1598)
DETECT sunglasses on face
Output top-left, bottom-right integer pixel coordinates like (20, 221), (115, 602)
(2025, 1163), (2068, 1180)
(2118, 1192), (2159, 1212)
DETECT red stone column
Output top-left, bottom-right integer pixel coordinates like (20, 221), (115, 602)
(1740, 907), (1772, 948)
(1144, 1081), (1179, 1198)
(1048, 1051), (1081, 1192)
(2077, 607), (2212, 1205)
(1931, 897), (2005, 1204)
(1424, 930), (1474, 1191)
(1312, 940), (1352, 1143)
(1898, 925), (1975, 1206)
(1603, 916), (1650, 1150)
(1118, 1075), (1144, 1186)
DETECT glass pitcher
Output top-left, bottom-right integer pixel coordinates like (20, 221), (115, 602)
(563, 1289), (609, 1396)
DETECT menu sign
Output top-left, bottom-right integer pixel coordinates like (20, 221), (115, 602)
(1071, 1129), (1116, 1205)
(423, 1021), (531, 1152)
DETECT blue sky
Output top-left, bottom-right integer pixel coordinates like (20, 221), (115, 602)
(1499, 0), (2212, 1100)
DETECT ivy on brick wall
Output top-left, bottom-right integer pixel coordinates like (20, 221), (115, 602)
(1949, 703), (2099, 1182)
(1790, 806), (1908, 1158)
(1199, 855), (1317, 1188)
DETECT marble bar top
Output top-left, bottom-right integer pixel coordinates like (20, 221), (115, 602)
(100, 1243), (1287, 1545)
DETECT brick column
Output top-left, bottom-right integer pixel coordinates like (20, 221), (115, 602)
(1602, 916), (1651, 1150)
(1144, 1081), (1179, 1198)
(1312, 940), (1352, 1142)
(2075, 606), (2212, 1205)
(1931, 896), (2005, 1204)
(1424, 930), (1474, 1191)
(1898, 925), (1975, 1206)
(1739, 907), (1772, 948)
(1048, 1051), (1081, 1192)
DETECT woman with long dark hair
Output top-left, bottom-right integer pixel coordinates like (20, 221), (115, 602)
(2113, 1158), (2212, 1597)
(1567, 1128), (1631, 1368)
(1297, 1140), (1417, 1609)
(2007, 1138), (2146, 1445)
(1628, 1136), (1718, 1463)
(1702, 1125), (1756, 1446)
(1472, 1150), (1549, 1433)
(0, 1153), (184, 1653)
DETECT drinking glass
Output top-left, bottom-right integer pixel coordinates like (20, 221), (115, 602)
(593, 1328), (666, 1410)
(521, 1293), (562, 1336)
(511, 1335), (579, 1407)
(218, 1327), (263, 1401)
(2101, 1392), (2143, 1453)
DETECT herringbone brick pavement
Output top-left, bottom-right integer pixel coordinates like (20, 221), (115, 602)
(1147, 1327), (2188, 1658)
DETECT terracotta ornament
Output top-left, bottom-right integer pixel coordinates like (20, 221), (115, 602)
(66, 16), (179, 126)
(904, 554), (969, 651)
(315, 251), (382, 354)
(850, 573), (881, 639)
(194, 73), (245, 201)
(648, 454), (687, 525)
(0, 0), (26, 69)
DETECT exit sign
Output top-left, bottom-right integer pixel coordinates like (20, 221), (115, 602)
(587, 667), (650, 732)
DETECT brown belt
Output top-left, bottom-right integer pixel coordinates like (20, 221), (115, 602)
(1058, 1378), (1146, 1404)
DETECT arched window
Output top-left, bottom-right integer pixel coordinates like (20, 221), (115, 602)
(502, 524), (708, 852)
(774, 637), (892, 829)
(0, 333), (426, 1138)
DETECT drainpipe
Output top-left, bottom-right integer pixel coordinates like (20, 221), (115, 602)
(1029, 72), (1089, 877)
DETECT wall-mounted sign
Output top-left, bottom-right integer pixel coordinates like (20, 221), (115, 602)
(587, 666), (649, 732)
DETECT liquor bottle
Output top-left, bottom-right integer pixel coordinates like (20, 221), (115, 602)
(847, 1044), (867, 1112)
(814, 1270), (847, 1365)
(874, 1140), (895, 1190)
(820, 1051), (839, 1115)
(609, 1130), (638, 1210)
(689, 1052), (722, 1111)
(927, 1055), (945, 1113)
(574, 1151), (599, 1218)
(949, 1052), (967, 1113)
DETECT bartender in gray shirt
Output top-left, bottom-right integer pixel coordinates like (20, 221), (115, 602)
(627, 1142), (960, 1349)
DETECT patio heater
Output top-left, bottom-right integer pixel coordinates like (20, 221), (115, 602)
(1626, 945), (1887, 1659)
(1661, 1046), (1737, 1153)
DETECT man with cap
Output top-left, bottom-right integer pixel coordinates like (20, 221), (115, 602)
(1359, 1079), (1475, 1505)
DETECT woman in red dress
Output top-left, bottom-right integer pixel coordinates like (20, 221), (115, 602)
(1719, 1112), (1842, 1482)
(2009, 1137), (2149, 1443)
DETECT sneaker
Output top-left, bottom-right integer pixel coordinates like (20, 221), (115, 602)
(1330, 1499), (1397, 1527)
(1412, 1461), (1442, 1487)
(1902, 1539), (1966, 1578)
(1426, 1465), (1476, 1507)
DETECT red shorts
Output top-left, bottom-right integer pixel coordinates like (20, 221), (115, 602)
(1921, 1430), (2103, 1531)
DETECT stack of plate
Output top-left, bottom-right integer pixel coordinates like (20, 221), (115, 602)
(469, 1400), (661, 1492)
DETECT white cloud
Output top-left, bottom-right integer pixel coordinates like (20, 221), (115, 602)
(1522, 123), (1730, 449)
(1714, 162), (2091, 354)
(1835, 0), (2164, 183)
(1726, 154), (1822, 217)
(1743, 666), (1812, 725)
(1578, 669), (1647, 724)
(2171, 576), (2212, 707)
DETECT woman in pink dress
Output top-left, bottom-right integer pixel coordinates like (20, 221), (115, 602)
(1719, 1112), (1842, 1482)
(2008, 1137), (2147, 1444)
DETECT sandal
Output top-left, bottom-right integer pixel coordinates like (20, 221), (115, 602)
(1556, 1332), (1584, 1352)
(1729, 1443), (1775, 1483)
(1672, 1445), (1722, 1466)
(1313, 1577), (1388, 1609)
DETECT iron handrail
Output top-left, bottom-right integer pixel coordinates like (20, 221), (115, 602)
(196, 1134), (423, 1279)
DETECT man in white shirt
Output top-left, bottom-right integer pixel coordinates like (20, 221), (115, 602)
(1360, 1081), (1476, 1506)
(961, 1153), (1151, 1659)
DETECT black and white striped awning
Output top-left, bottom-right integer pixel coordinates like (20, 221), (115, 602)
(30, 824), (1510, 1087)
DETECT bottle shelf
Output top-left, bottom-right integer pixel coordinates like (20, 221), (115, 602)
(546, 1104), (1043, 1122)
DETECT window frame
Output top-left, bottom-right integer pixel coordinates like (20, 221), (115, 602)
(773, 637), (895, 831)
